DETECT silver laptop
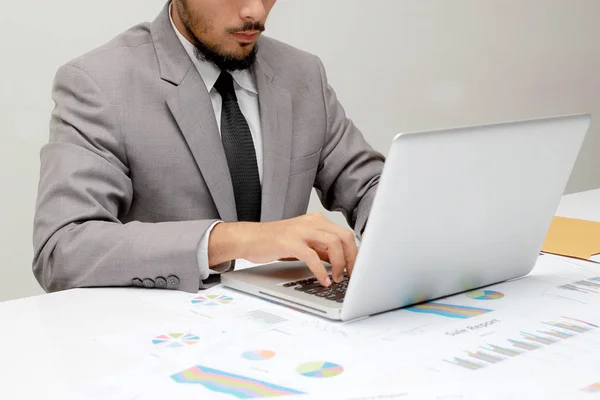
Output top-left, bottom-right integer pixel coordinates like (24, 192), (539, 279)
(221, 114), (591, 321)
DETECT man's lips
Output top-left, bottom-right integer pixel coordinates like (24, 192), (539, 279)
(232, 31), (260, 42)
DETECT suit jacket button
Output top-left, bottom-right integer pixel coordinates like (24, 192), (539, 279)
(155, 277), (167, 288)
(167, 275), (180, 288)
(143, 278), (155, 288)
(132, 278), (143, 287)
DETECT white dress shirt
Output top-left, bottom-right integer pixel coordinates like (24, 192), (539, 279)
(169, 5), (263, 283)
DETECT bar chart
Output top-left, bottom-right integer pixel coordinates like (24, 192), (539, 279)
(444, 317), (598, 371)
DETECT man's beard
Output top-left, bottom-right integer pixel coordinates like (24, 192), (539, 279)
(175, 0), (263, 71)
(193, 40), (258, 72)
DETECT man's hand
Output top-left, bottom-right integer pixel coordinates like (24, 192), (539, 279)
(208, 213), (358, 287)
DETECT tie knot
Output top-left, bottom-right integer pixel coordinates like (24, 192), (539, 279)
(214, 71), (236, 100)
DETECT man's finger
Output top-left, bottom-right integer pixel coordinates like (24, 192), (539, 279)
(293, 246), (330, 287)
(307, 231), (346, 283)
(314, 222), (358, 279)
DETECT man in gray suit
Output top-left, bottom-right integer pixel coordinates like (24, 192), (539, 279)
(33, 0), (384, 293)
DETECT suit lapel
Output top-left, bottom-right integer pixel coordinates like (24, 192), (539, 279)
(152, 3), (237, 222)
(152, 4), (291, 223)
(254, 58), (293, 222)
(166, 69), (238, 222)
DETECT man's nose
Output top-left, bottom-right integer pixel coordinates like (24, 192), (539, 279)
(240, 0), (266, 23)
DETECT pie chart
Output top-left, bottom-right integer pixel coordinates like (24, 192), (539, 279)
(152, 333), (200, 348)
(242, 350), (276, 361)
(191, 294), (233, 306)
(466, 290), (504, 300)
(297, 361), (344, 378)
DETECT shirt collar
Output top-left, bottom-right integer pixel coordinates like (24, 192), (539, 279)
(168, 3), (257, 95)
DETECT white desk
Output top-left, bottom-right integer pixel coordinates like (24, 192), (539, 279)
(1, 189), (599, 398)
(555, 188), (600, 222)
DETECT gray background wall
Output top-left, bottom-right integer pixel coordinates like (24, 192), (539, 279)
(1, 0), (599, 302)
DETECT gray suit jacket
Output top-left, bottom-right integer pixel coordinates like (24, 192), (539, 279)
(33, 3), (385, 293)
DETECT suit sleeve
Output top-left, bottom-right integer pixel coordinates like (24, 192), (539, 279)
(313, 58), (385, 237)
(33, 64), (216, 293)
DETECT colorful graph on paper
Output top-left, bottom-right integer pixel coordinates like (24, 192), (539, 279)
(242, 350), (276, 361)
(171, 365), (305, 398)
(297, 361), (344, 378)
(466, 290), (505, 301)
(581, 383), (600, 393)
(191, 294), (234, 306)
(152, 333), (200, 348)
(559, 277), (600, 294)
(445, 317), (598, 371)
(406, 303), (493, 319)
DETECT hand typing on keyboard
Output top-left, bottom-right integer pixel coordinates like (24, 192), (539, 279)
(208, 213), (358, 288)
(283, 274), (349, 303)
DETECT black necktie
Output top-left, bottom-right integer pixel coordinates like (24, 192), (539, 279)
(214, 72), (262, 222)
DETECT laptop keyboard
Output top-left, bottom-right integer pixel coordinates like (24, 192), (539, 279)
(282, 274), (349, 303)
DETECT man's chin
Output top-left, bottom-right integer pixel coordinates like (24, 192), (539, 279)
(227, 38), (257, 52)
(194, 40), (258, 71)
(238, 42), (255, 49)
(222, 45), (257, 63)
